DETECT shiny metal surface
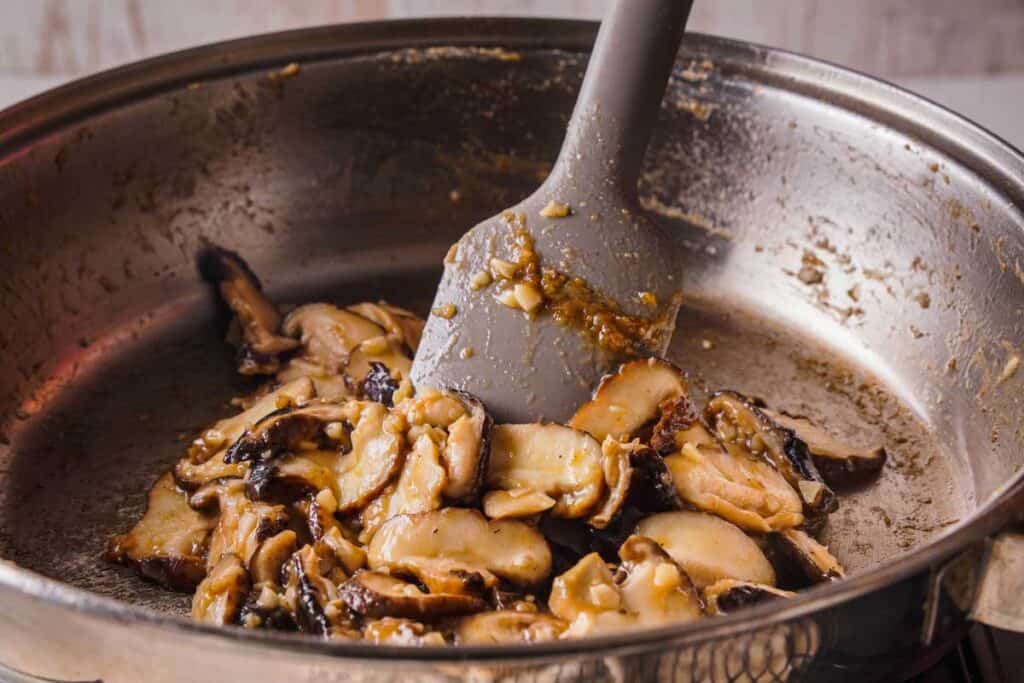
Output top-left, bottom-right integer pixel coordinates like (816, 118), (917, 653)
(0, 18), (1022, 683)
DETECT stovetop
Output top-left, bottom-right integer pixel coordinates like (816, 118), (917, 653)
(910, 626), (1022, 683)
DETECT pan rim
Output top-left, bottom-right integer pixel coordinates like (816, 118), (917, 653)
(0, 15), (1022, 662)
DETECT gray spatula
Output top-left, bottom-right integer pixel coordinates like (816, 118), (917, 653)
(412, 0), (693, 423)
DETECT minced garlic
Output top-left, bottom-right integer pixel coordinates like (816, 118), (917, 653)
(539, 200), (570, 218)
(432, 304), (457, 319)
(513, 282), (544, 313)
(469, 270), (493, 290)
(489, 258), (518, 279)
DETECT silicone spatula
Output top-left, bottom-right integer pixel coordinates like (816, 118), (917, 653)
(412, 0), (693, 422)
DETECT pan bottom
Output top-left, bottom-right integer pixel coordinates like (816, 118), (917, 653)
(0, 268), (965, 616)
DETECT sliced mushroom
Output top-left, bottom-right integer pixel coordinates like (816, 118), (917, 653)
(240, 583), (296, 631)
(766, 528), (845, 587)
(192, 553), (250, 625)
(438, 392), (491, 504)
(347, 302), (425, 353)
(249, 530), (297, 585)
(302, 488), (340, 542)
(189, 479), (290, 571)
(281, 545), (348, 637)
(548, 552), (624, 634)
(705, 392), (838, 519)
(277, 303), (391, 400)
(569, 358), (688, 441)
(649, 395), (703, 456)
(482, 488), (557, 520)
(362, 362), (400, 406)
(174, 452), (249, 492)
(453, 611), (566, 644)
(276, 358), (353, 402)
(637, 511), (776, 588)
(487, 423), (604, 518)
(106, 473), (216, 590)
(224, 402), (351, 465)
(627, 444), (684, 513)
(320, 527), (368, 576)
(588, 438), (681, 530)
(549, 536), (704, 639)
(664, 442), (804, 534)
(762, 410), (887, 488)
(614, 535), (704, 626)
(395, 389), (492, 504)
(282, 303), (386, 374)
(367, 509), (552, 587)
(340, 571), (486, 620)
(345, 337), (413, 392)
(588, 438), (635, 529)
(703, 579), (795, 616)
(359, 432), (447, 542)
(199, 247), (300, 375)
(173, 377), (315, 490)
(249, 401), (405, 513)
(653, 401), (804, 532)
(394, 387), (469, 428)
(362, 617), (446, 646)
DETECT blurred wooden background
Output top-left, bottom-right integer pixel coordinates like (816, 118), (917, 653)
(1, 0), (1023, 80)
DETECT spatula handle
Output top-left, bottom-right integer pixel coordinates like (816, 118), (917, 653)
(546, 0), (693, 202)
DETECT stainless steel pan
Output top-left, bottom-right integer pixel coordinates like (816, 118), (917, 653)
(0, 19), (1021, 683)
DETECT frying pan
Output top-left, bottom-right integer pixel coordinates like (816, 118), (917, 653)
(0, 18), (1022, 683)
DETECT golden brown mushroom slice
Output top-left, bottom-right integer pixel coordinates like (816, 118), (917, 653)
(359, 432), (447, 542)
(188, 479), (290, 572)
(587, 438), (682, 530)
(439, 392), (492, 504)
(299, 489), (368, 575)
(637, 511), (776, 588)
(345, 337), (413, 394)
(653, 397), (804, 533)
(106, 473), (216, 591)
(367, 509), (553, 588)
(548, 552), (624, 635)
(486, 423), (604, 518)
(192, 553), (250, 625)
(549, 536), (703, 638)
(767, 528), (846, 586)
(569, 358), (688, 441)
(223, 401), (352, 465)
(172, 377), (315, 490)
(277, 303), (391, 400)
(249, 401), (405, 513)
(615, 536), (705, 625)
(282, 303), (385, 374)
(453, 611), (566, 644)
(198, 247), (300, 376)
(395, 388), (492, 504)
(340, 571), (486, 620)
(280, 544), (357, 637)
(703, 579), (795, 616)
(762, 410), (887, 488)
(347, 302), (425, 354)
(249, 530), (298, 585)
(705, 391), (837, 520)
